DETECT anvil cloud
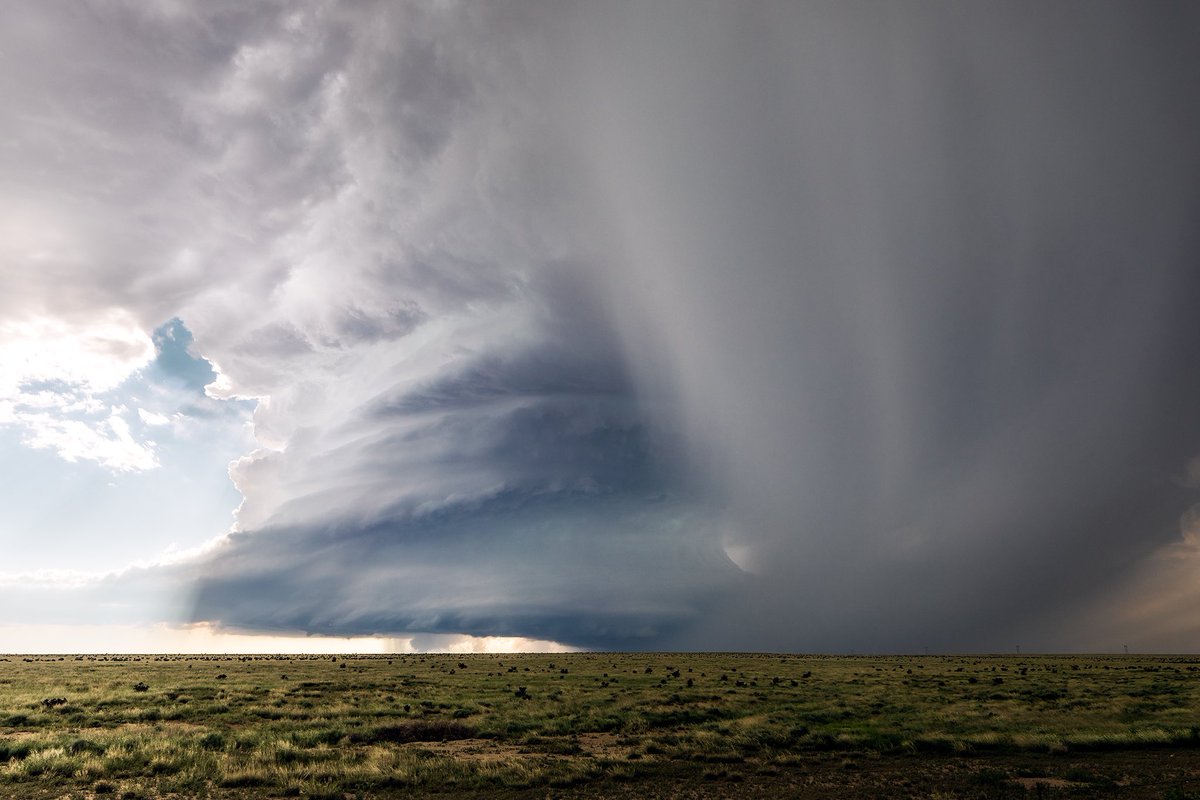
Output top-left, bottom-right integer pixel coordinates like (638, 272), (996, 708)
(3, 1), (1200, 652)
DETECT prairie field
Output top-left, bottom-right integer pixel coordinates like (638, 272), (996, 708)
(3, 652), (1200, 798)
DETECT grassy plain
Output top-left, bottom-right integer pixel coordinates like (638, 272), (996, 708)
(3, 653), (1200, 797)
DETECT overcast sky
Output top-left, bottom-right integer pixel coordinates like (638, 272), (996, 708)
(3, 1), (1200, 653)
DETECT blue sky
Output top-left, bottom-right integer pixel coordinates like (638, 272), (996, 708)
(2, 2), (1200, 654)
(0, 320), (248, 576)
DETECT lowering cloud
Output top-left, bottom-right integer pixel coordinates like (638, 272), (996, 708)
(3, 1), (1200, 651)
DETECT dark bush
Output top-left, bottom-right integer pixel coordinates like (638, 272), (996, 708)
(349, 720), (476, 745)
(0, 740), (33, 761)
(68, 738), (106, 756)
(198, 732), (226, 750)
(302, 728), (344, 746)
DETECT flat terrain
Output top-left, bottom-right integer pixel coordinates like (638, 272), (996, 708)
(3, 653), (1200, 797)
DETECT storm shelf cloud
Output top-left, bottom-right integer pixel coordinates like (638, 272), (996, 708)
(2, 1), (1200, 652)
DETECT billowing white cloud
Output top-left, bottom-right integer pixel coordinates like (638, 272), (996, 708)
(0, 311), (159, 470)
(0, 311), (153, 397)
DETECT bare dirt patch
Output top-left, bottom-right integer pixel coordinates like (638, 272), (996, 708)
(1010, 776), (1088, 790)
(410, 738), (525, 763)
(578, 732), (631, 759)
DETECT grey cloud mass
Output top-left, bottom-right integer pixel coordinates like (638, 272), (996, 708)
(4, 1), (1200, 650)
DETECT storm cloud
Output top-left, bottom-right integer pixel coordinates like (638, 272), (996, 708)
(4, 1), (1200, 651)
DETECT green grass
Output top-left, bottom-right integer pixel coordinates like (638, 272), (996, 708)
(2, 652), (1200, 796)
